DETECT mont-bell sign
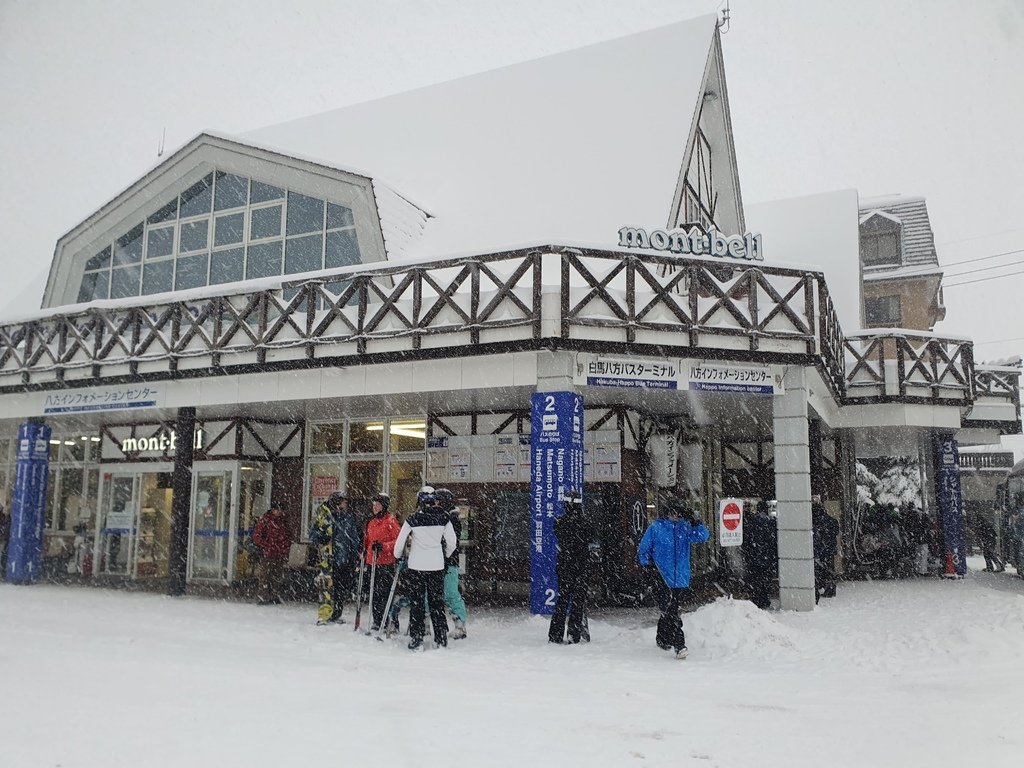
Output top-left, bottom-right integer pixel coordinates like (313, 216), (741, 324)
(618, 226), (763, 261)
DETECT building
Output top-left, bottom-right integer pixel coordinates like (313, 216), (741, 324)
(1, 14), (1019, 608)
(858, 195), (946, 331)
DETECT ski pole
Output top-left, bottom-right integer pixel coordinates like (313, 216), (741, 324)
(365, 548), (379, 632)
(374, 562), (402, 641)
(353, 550), (368, 631)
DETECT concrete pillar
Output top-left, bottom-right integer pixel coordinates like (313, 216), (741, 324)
(535, 349), (576, 393)
(167, 407), (196, 596)
(773, 367), (815, 611)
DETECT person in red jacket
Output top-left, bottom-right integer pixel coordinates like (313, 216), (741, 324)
(363, 493), (401, 631)
(252, 504), (292, 605)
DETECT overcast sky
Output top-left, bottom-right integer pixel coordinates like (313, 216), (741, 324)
(2, 0), (1023, 444)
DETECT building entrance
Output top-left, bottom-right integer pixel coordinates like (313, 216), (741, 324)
(95, 464), (174, 578)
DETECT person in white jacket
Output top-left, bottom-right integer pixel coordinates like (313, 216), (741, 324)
(393, 486), (457, 650)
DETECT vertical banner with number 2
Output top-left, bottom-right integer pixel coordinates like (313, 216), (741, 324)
(530, 391), (584, 615)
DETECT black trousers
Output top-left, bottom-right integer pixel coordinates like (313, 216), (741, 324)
(746, 566), (775, 610)
(370, 564), (396, 629)
(548, 564), (589, 643)
(653, 581), (687, 652)
(406, 569), (447, 644)
(814, 560), (837, 602)
(330, 564), (357, 619)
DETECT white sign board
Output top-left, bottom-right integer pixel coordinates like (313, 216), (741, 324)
(718, 498), (744, 547)
(576, 354), (784, 396)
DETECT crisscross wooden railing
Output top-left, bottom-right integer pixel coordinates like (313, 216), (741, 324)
(0, 246), (1016, 420)
(843, 332), (975, 404)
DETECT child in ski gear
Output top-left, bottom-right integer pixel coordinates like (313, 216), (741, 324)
(309, 491), (361, 624)
(548, 496), (590, 644)
(252, 504), (291, 604)
(363, 493), (401, 630)
(637, 494), (710, 659)
(742, 499), (778, 610)
(811, 496), (840, 602)
(434, 488), (468, 639)
(393, 486), (457, 650)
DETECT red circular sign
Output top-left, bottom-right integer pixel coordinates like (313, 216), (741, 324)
(722, 502), (741, 531)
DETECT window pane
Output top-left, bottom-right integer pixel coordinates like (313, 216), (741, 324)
(180, 219), (209, 252)
(286, 192), (324, 236)
(214, 171), (248, 211)
(179, 174), (214, 218)
(146, 225), (174, 258)
(210, 248), (244, 285)
(250, 205), (282, 239)
(78, 272), (107, 303)
(347, 459), (384, 503)
(113, 224), (144, 266)
(147, 198), (178, 224)
(285, 233), (323, 275)
(86, 246), (111, 270)
(251, 180), (284, 204)
(348, 421), (384, 453)
(246, 241), (282, 279)
(327, 203), (354, 229)
(110, 265), (141, 299)
(389, 419), (427, 453)
(311, 424), (345, 454)
(325, 229), (360, 268)
(175, 253), (209, 291)
(214, 212), (244, 247)
(142, 260), (174, 295)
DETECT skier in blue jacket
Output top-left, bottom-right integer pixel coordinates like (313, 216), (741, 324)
(637, 494), (710, 659)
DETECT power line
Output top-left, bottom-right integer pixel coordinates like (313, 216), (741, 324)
(881, 247), (1024, 280)
(975, 336), (1024, 347)
(943, 267), (1024, 289)
(942, 256), (1024, 280)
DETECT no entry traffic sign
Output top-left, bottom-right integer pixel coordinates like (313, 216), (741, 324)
(718, 497), (744, 546)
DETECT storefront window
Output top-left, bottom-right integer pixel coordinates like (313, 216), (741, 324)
(388, 419), (426, 453)
(346, 459), (383, 500)
(310, 423), (346, 455)
(349, 421), (384, 453)
(388, 459), (423, 520)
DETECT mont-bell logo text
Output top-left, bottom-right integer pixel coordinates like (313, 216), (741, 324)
(617, 226), (763, 261)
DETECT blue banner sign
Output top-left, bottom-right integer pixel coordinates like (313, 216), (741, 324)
(530, 391), (584, 614)
(6, 422), (52, 584)
(935, 436), (967, 577)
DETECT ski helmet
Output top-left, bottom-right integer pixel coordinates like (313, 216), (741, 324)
(372, 492), (390, 513)
(434, 488), (455, 510)
(417, 485), (436, 506)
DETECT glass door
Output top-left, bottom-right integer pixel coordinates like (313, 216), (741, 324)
(134, 472), (174, 579)
(235, 462), (271, 580)
(189, 464), (235, 582)
(97, 472), (139, 576)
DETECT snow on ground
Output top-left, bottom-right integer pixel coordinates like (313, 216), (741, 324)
(2, 572), (1023, 768)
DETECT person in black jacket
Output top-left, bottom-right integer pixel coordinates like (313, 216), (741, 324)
(743, 500), (778, 610)
(548, 496), (591, 644)
(812, 496), (840, 602)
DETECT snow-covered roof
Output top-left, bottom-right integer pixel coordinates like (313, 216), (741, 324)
(858, 194), (940, 274)
(745, 189), (862, 330)
(245, 15), (721, 260)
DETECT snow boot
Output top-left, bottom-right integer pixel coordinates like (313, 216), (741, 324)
(408, 637), (424, 651)
(450, 617), (467, 640)
(675, 646), (689, 660)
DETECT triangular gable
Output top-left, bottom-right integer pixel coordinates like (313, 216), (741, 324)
(668, 25), (745, 236)
(859, 210), (902, 227)
(43, 134), (393, 308)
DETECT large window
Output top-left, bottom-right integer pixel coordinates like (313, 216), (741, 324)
(865, 295), (902, 327)
(77, 170), (363, 303)
(862, 232), (901, 267)
(304, 418), (426, 537)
